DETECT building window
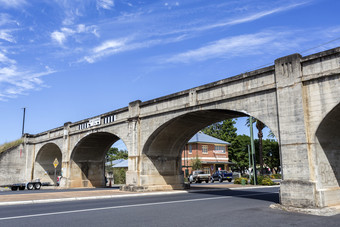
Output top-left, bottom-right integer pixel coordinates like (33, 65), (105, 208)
(203, 167), (210, 174)
(202, 145), (208, 154)
(214, 145), (226, 153)
(189, 144), (192, 154)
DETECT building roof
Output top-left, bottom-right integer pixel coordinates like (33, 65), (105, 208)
(112, 159), (128, 168)
(188, 132), (230, 145)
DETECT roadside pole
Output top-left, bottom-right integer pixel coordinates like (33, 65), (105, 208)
(22, 107), (26, 136)
(248, 145), (251, 182)
(249, 117), (257, 185)
(53, 158), (59, 185)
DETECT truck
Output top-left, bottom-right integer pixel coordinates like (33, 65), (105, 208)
(210, 170), (233, 183)
(0, 179), (43, 191)
(189, 170), (211, 183)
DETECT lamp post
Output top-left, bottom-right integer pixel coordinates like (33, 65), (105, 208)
(249, 116), (257, 185)
(22, 107), (26, 136)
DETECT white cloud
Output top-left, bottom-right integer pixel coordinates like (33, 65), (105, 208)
(51, 24), (99, 45)
(97, 0), (114, 10)
(208, 2), (308, 29)
(0, 0), (26, 9)
(51, 31), (67, 45)
(0, 64), (55, 101)
(0, 29), (15, 43)
(83, 38), (126, 63)
(0, 13), (17, 26)
(160, 1), (309, 36)
(93, 40), (125, 53)
(0, 52), (16, 65)
(164, 31), (292, 64)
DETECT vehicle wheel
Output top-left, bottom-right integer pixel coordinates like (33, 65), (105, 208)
(11, 186), (18, 191)
(210, 178), (214, 183)
(219, 177), (223, 183)
(19, 186), (25, 190)
(27, 183), (34, 190)
(228, 179), (232, 182)
(34, 183), (41, 190)
(205, 180), (209, 183)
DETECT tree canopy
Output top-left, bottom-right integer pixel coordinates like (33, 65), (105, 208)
(106, 147), (128, 163)
(202, 118), (280, 174)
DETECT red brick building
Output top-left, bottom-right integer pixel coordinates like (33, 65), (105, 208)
(182, 132), (232, 176)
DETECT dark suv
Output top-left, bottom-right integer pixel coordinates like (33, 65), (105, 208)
(210, 170), (233, 183)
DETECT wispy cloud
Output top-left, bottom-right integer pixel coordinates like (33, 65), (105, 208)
(0, 65), (55, 101)
(0, 29), (15, 43)
(0, 50), (55, 101)
(97, 0), (114, 10)
(81, 34), (188, 63)
(163, 31), (296, 64)
(82, 38), (128, 63)
(195, 2), (308, 31)
(51, 24), (99, 45)
(0, 0), (27, 9)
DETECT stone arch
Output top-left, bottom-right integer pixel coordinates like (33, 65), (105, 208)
(315, 102), (340, 188)
(141, 109), (276, 189)
(34, 143), (62, 184)
(69, 131), (120, 188)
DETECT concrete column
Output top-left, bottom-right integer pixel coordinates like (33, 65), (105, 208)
(124, 100), (184, 191)
(60, 122), (71, 187)
(125, 100), (142, 188)
(275, 54), (317, 207)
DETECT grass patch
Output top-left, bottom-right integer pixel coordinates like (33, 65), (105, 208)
(0, 138), (23, 154)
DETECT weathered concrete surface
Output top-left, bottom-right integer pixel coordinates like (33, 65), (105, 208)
(0, 144), (27, 185)
(0, 47), (340, 209)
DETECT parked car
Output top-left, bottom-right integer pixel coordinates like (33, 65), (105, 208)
(189, 170), (211, 183)
(210, 170), (233, 183)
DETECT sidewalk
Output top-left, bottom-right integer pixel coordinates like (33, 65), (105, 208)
(0, 183), (274, 206)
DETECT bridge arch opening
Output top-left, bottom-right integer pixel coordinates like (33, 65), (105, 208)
(69, 132), (126, 188)
(316, 103), (340, 188)
(142, 109), (279, 189)
(34, 143), (62, 185)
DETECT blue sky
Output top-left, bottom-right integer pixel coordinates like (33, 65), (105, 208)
(1, 0), (340, 148)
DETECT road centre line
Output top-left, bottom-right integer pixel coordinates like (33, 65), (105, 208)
(0, 192), (277, 221)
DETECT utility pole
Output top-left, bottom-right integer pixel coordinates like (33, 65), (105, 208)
(22, 107), (26, 136)
(248, 145), (251, 181)
(249, 116), (257, 185)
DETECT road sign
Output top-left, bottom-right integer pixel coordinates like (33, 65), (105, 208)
(53, 158), (59, 168)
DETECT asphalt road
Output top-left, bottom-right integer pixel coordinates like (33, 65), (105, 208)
(0, 187), (339, 227)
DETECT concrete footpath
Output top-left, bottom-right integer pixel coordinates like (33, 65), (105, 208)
(0, 183), (272, 206)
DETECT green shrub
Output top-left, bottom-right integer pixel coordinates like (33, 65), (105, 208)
(250, 175), (275, 185)
(234, 177), (248, 185)
(114, 168), (126, 184)
(261, 177), (275, 186)
(272, 173), (282, 179)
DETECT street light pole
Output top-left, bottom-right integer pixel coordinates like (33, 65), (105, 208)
(249, 116), (257, 185)
(22, 107), (26, 136)
(248, 145), (251, 181)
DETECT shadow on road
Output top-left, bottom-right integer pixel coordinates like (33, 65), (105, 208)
(186, 185), (279, 204)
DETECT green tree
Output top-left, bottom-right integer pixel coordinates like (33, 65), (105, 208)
(230, 135), (251, 173)
(246, 117), (265, 174)
(191, 156), (202, 170)
(202, 119), (238, 160)
(114, 168), (126, 184)
(106, 147), (128, 164)
(262, 139), (280, 174)
(202, 119), (237, 143)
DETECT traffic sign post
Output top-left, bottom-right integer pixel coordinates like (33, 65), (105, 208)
(53, 158), (59, 185)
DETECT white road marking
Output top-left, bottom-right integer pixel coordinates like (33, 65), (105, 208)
(0, 192), (277, 221)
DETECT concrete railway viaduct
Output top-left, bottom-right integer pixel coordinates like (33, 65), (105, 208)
(1, 47), (340, 208)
